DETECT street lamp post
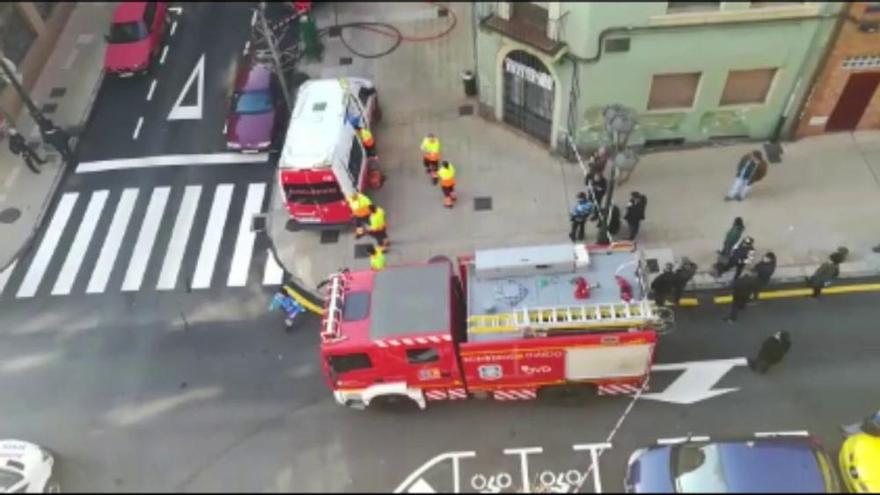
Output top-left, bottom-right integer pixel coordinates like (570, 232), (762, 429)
(0, 55), (49, 131)
(258, 2), (293, 113)
(596, 104), (637, 245)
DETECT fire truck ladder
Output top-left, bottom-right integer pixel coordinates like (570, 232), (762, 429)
(467, 300), (660, 336)
(320, 272), (348, 343)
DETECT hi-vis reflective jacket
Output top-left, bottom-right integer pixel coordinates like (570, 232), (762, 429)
(421, 136), (441, 161)
(438, 163), (456, 187)
(347, 193), (373, 218)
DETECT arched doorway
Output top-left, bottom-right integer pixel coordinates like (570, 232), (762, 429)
(502, 50), (554, 144)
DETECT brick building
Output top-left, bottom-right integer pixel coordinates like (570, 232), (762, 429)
(795, 2), (880, 137)
(0, 3), (75, 120)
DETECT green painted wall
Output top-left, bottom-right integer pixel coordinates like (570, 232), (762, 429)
(475, 2), (843, 150)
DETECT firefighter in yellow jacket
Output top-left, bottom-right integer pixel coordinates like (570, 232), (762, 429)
(437, 160), (457, 208)
(420, 133), (441, 185)
(355, 124), (376, 158)
(347, 192), (372, 238)
(367, 204), (389, 248)
(368, 245), (385, 271)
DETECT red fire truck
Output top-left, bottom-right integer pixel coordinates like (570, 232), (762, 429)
(318, 241), (671, 410)
(277, 77), (379, 225)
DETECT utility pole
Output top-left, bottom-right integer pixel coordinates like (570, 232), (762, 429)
(596, 104), (638, 245)
(258, 2), (293, 113)
(0, 54), (49, 131)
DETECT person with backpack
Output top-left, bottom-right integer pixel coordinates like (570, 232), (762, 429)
(725, 150), (766, 201)
(671, 257), (698, 305)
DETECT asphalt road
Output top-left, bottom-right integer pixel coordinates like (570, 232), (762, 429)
(1, 288), (877, 492)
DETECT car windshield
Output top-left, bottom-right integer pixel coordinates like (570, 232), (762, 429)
(235, 90), (273, 114)
(674, 444), (729, 492)
(0, 468), (23, 490)
(108, 21), (148, 43)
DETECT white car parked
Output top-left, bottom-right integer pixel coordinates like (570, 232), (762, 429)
(0, 440), (59, 493)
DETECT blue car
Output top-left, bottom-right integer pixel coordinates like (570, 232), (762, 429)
(624, 432), (840, 493)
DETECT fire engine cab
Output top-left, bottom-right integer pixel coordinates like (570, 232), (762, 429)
(277, 77), (379, 225)
(319, 241), (670, 410)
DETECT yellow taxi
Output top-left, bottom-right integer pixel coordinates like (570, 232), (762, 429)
(839, 432), (880, 492)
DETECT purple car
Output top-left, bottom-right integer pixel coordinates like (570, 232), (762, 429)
(225, 61), (284, 152)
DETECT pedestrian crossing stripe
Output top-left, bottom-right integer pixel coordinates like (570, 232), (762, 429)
(1, 182), (291, 299)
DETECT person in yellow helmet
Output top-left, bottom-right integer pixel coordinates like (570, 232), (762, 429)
(420, 133), (441, 185)
(367, 204), (389, 248)
(368, 245), (386, 271)
(356, 124), (376, 158)
(437, 160), (457, 208)
(347, 192), (373, 238)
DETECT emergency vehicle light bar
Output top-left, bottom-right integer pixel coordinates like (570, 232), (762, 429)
(321, 272), (347, 343)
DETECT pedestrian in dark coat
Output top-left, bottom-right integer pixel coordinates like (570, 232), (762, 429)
(716, 236), (755, 279)
(719, 217), (745, 257)
(807, 251), (844, 298)
(651, 263), (677, 307)
(723, 274), (757, 322)
(624, 191), (647, 241)
(748, 331), (791, 374)
(36, 116), (74, 164)
(7, 128), (46, 174)
(585, 172), (608, 220)
(672, 257), (698, 305)
(568, 192), (592, 242)
(751, 251), (776, 301)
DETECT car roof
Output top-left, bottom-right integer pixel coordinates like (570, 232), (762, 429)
(234, 61), (273, 92)
(716, 440), (829, 492)
(113, 2), (147, 23)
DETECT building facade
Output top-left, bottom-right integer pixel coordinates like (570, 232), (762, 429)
(474, 2), (844, 152)
(0, 2), (75, 119)
(794, 2), (880, 137)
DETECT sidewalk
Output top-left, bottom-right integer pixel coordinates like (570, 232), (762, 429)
(267, 2), (880, 301)
(0, 2), (113, 272)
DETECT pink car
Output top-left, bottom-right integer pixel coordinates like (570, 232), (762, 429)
(104, 2), (168, 76)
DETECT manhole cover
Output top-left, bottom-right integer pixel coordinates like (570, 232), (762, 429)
(354, 244), (372, 259)
(320, 230), (340, 244)
(0, 208), (21, 224)
(458, 105), (474, 116)
(474, 197), (492, 211)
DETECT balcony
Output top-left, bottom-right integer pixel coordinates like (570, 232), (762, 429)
(480, 3), (566, 58)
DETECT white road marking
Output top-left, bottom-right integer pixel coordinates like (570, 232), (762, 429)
(160, 45), (169, 65)
(170, 20), (178, 36)
(643, 357), (748, 405)
(251, 9), (257, 26)
(132, 116), (144, 140)
(167, 54), (205, 120)
(227, 183), (266, 287)
(16, 193), (79, 298)
(86, 188), (139, 294)
(0, 260), (17, 296)
(121, 187), (171, 292)
(146, 79), (157, 101)
(168, 6), (183, 14)
(156, 185), (202, 290)
(2, 162), (21, 189)
(242, 40), (250, 56)
(394, 451), (477, 494)
(191, 184), (234, 289)
(262, 249), (284, 286)
(222, 122), (227, 135)
(51, 190), (109, 295)
(77, 152), (269, 173)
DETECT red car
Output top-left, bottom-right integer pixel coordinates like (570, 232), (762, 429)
(225, 60), (285, 152)
(104, 2), (168, 76)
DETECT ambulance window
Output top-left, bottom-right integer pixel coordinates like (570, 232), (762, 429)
(328, 353), (372, 374)
(343, 291), (370, 321)
(406, 348), (439, 364)
(348, 136), (364, 183)
(283, 183), (343, 205)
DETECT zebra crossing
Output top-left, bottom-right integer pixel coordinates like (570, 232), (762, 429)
(0, 181), (288, 300)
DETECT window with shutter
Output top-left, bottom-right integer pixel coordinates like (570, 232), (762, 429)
(647, 72), (701, 110)
(720, 68), (777, 105)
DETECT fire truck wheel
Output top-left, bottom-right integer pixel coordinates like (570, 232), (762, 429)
(370, 394), (421, 413)
(537, 383), (598, 405)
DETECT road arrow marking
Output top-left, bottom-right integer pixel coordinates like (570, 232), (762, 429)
(642, 357), (747, 405)
(405, 478), (436, 493)
(168, 6), (183, 14)
(394, 451), (477, 494)
(167, 54), (204, 121)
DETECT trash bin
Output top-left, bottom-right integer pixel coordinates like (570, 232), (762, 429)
(461, 70), (477, 97)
